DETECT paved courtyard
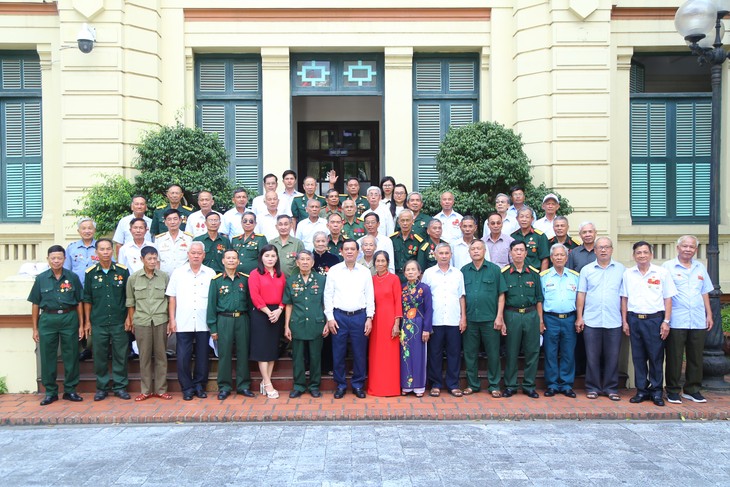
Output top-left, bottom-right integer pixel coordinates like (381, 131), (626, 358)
(1, 420), (729, 486)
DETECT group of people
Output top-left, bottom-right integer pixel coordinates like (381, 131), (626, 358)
(29, 173), (714, 407)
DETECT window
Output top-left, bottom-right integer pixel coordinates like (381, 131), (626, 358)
(291, 54), (383, 95)
(630, 95), (711, 223)
(413, 55), (478, 190)
(0, 53), (42, 222)
(195, 56), (262, 192)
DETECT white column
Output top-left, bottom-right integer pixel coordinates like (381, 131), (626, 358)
(261, 47), (291, 179)
(383, 47), (413, 189)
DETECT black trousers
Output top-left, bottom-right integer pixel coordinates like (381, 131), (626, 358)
(627, 313), (665, 398)
(176, 331), (210, 395)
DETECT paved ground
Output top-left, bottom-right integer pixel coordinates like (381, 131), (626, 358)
(1, 421), (729, 486)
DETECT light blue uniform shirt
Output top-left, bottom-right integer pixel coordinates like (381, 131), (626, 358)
(63, 239), (97, 287)
(578, 259), (625, 329)
(662, 258), (713, 329)
(540, 266), (579, 313)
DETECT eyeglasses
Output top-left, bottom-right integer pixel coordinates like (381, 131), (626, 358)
(242, 219), (255, 224)
(597, 246), (612, 251)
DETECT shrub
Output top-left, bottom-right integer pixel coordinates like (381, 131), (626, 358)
(73, 174), (135, 237)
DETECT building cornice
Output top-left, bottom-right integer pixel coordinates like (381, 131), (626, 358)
(185, 8), (491, 23)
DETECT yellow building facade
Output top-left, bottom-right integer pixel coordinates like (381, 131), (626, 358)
(0, 0), (728, 391)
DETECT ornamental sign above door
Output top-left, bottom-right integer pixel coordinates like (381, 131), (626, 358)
(291, 54), (383, 95)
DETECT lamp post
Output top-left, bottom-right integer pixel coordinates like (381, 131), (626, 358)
(675, 0), (730, 390)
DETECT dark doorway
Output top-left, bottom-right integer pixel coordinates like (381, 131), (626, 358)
(297, 122), (379, 195)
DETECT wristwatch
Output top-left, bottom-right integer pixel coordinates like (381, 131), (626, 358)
(662, 319), (670, 324)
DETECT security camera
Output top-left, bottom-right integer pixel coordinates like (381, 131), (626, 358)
(77, 23), (96, 54)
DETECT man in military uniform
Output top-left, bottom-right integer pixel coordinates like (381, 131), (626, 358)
(540, 243), (580, 398)
(83, 238), (131, 401)
(390, 209), (425, 284)
(501, 240), (544, 399)
(193, 211), (230, 273)
(341, 199), (366, 240)
(291, 176), (326, 227)
(405, 191), (430, 238)
(28, 245), (85, 405)
(421, 218), (445, 271)
(207, 249), (255, 400)
(230, 211), (268, 274)
(284, 250), (329, 398)
(461, 240), (507, 397)
(339, 177), (369, 217)
(270, 215), (304, 277)
(151, 184), (193, 236)
(156, 209), (193, 275)
(64, 217), (98, 361)
(548, 216), (581, 252)
(511, 206), (550, 271)
(326, 212), (350, 260)
(323, 188), (343, 219)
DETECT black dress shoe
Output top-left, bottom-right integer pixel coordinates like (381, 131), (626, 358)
(310, 389), (322, 398)
(62, 392), (83, 402)
(630, 394), (648, 404)
(563, 389), (577, 398)
(289, 390), (304, 399)
(353, 388), (366, 399)
(544, 388), (557, 397)
(653, 396), (665, 407)
(128, 351), (138, 360)
(166, 350), (175, 358)
(237, 389), (255, 398)
(195, 390), (207, 399)
(114, 390), (131, 400)
(502, 388), (515, 398)
(524, 390), (540, 399)
(78, 349), (93, 361)
(183, 393), (194, 401)
(334, 388), (346, 399)
(93, 390), (108, 401)
(218, 390), (231, 401)
(40, 395), (58, 406)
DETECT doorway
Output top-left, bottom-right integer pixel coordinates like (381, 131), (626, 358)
(297, 122), (380, 195)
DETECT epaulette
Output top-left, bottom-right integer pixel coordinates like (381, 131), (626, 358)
(184, 231), (194, 237)
(533, 228), (544, 235)
(115, 263), (127, 270)
(241, 272), (250, 278)
(85, 265), (96, 273)
(356, 217), (363, 223)
(339, 193), (348, 198)
(182, 205), (193, 211)
(539, 269), (550, 277)
(413, 234), (424, 243)
(567, 268), (580, 276)
(155, 204), (167, 209)
(389, 231), (400, 238)
(220, 232), (228, 238)
(420, 242), (430, 251)
(571, 237), (583, 245)
(501, 265), (511, 273)
(212, 273), (223, 279)
(528, 265), (540, 273)
(342, 235), (351, 240)
(255, 233), (265, 238)
(155, 232), (168, 238)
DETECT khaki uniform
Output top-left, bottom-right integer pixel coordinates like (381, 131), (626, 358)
(151, 203), (193, 235)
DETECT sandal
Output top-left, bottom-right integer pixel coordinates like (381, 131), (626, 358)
(450, 389), (463, 397)
(586, 392), (599, 399)
(415, 392), (424, 398)
(134, 393), (152, 402)
(491, 390), (502, 398)
(156, 392), (173, 400)
(462, 387), (474, 396)
(608, 393), (621, 401)
(429, 388), (441, 397)
(401, 390), (409, 396)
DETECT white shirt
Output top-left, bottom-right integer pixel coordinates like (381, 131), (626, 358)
(222, 207), (251, 239)
(421, 265), (465, 326)
(662, 258), (714, 330)
(356, 234), (395, 273)
(434, 210), (463, 243)
(361, 205), (394, 237)
(498, 215), (519, 236)
(251, 196), (292, 219)
(254, 211), (281, 241)
(186, 210), (210, 238)
(112, 214), (153, 245)
(155, 231), (193, 275)
(620, 263), (678, 314)
(279, 189), (301, 212)
(295, 218), (330, 251)
(166, 263), (216, 332)
(533, 216), (556, 239)
(323, 262), (375, 321)
(451, 238), (489, 270)
(118, 241), (156, 274)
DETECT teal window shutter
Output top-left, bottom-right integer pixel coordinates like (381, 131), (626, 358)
(1, 53), (42, 222)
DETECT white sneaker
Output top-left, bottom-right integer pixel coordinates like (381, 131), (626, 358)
(682, 391), (707, 403)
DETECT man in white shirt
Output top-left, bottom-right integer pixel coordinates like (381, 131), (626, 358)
(252, 173), (292, 218)
(493, 193), (518, 236)
(118, 218), (156, 273)
(360, 186), (394, 237)
(222, 188), (250, 239)
(187, 191), (215, 238)
(533, 193), (560, 239)
(434, 191), (463, 243)
(279, 169), (302, 212)
(324, 240), (375, 399)
(155, 209), (193, 275)
(451, 215), (489, 270)
(422, 243), (466, 398)
(620, 240), (678, 407)
(255, 191), (286, 241)
(166, 241), (216, 401)
(506, 185), (535, 221)
(295, 198), (329, 251)
(113, 195), (152, 253)
(357, 212), (394, 273)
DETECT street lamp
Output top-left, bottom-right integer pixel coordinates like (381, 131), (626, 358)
(675, 0), (730, 390)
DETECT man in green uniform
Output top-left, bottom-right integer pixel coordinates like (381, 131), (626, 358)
(151, 184), (193, 235)
(390, 209), (425, 283)
(511, 206), (550, 271)
(28, 245), (85, 405)
(341, 199), (366, 240)
(194, 211), (230, 273)
(461, 239), (507, 396)
(501, 240), (544, 399)
(405, 191), (430, 238)
(207, 249), (255, 400)
(291, 176), (326, 227)
(339, 177), (369, 217)
(548, 216), (581, 251)
(270, 215), (304, 277)
(326, 212), (350, 260)
(83, 238), (131, 401)
(284, 250), (329, 398)
(420, 218), (446, 270)
(231, 211), (268, 274)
